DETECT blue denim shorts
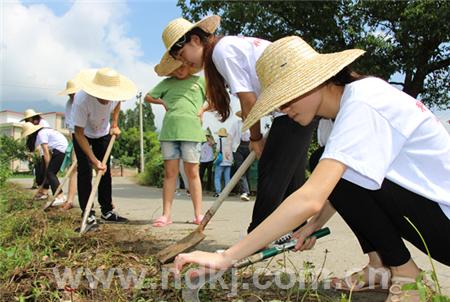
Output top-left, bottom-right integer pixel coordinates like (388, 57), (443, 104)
(160, 141), (201, 163)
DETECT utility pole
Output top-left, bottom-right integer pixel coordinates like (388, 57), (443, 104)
(137, 92), (144, 173)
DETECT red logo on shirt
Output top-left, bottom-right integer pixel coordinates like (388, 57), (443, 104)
(415, 100), (427, 113)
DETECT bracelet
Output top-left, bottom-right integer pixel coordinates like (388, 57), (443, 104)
(249, 134), (263, 142)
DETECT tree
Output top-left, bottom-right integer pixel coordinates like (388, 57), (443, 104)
(0, 135), (28, 186)
(118, 101), (157, 132)
(178, 0), (449, 109)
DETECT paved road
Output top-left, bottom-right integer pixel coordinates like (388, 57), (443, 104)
(12, 177), (450, 296)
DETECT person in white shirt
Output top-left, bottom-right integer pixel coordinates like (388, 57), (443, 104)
(163, 16), (316, 235)
(72, 68), (136, 228)
(58, 79), (80, 210)
(20, 109), (52, 198)
(229, 111), (251, 201)
(174, 37), (450, 302)
(22, 123), (68, 206)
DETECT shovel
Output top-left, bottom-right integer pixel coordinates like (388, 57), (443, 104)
(79, 135), (116, 234)
(42, 159), (77, 210)
(182, 227), (331, 302)
(157, 150), (257, 264)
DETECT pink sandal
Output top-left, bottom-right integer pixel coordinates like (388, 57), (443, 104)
(152, 216), (173, 227)
(193, 215), (204, 225)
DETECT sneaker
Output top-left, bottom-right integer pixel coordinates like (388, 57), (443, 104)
(213, 193), (220, 198)
(273, 232), (293, 245)
(101, 211), (129, 224)
(52, 195), (66, 207)
(74, 214), (98, 232)
(34, 193), (49, 200)
(240, 193), (250, 202)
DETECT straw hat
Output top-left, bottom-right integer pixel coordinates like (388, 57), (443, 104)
(155, 55), (184, 77)
(57, 79), (80, 96)
(21, 122), (43, 138)
(216, 128), (228, 137)
(162, 15), (220, 53)
(77, 68), (137, 101)
(20, 109), (42, 121)
(243, 36), (365, 131)
(157, 15), (220, 70)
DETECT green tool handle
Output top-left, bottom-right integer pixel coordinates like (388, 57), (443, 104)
(234, 227), (330, 268)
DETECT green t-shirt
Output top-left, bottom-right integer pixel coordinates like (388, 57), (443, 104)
(148, 75), (206, 142)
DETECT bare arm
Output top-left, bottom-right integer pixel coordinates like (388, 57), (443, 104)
(236, 92), (264, 158)
(74, 126), (105, 171)
(144, 94), (167, 111)
(175, 159), (346, 271)
(41, 144), (51, 169)
(110, 102), (121, 136)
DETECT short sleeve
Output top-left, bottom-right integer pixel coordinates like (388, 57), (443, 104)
(36, 129), (49, 146)
(72, 99), (88, 129)
(148, 79), (168, 99)
(213, 54), (253, 94)
(321, 102), (407, 189)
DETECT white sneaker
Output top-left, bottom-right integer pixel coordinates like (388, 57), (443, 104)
(52, 195), (66, 207)
(240, 193), (250, 202)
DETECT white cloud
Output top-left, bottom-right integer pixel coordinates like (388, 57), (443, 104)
(1, 0), (164, 126)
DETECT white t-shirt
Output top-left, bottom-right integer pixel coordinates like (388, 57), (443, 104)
(218, 136), (233, 166)
(35, 128), (68, 153)
(321, 77), (450, 219)
(39, 119), (50, 128)
(72, 90), (118, 139)
(200, 142), (214, 163)
(65, 99), (74, 133)
(229, 118), (250, 152)
(212, 36), (286, 119)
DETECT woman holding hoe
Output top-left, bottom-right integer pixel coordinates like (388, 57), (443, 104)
(175, 36), (450, 302)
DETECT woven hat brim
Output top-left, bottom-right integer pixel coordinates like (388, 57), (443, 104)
(57, 87), (79, 96)
(162, 15), (220, 63)
(155, 53), (184, 76)
(243, 49), (365, 131)
(21, 124), (44, 138)
(20, 112), (43, 121)
(78, 70), (137, 101)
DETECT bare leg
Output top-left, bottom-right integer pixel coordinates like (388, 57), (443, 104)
(184, 161), (202, 219)
(161, 159), (180, 219)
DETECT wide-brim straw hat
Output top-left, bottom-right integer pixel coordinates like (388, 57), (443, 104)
(21, 122), (43, 138)
(77, 67), (137, 101)
(155, 55), (184, 77)
(216, 128), (228, 137)
(20, 109), (42, 121)
(163, 15), (220, 52)
(57, 79), (80, 96)
(243, 36), (365, 131)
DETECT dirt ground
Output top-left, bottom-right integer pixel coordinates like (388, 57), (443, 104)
(11, 176), (450, 299)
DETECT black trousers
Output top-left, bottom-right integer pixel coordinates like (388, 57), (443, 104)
(310, 147), (450, 266)
(248, 115), (316, 233)
(73, 134), (113, 215)
(35, 156), (46, 186)
(45, 150), (65, 194)
(233, 141), (251, 194)
(199, 161), (214, 192)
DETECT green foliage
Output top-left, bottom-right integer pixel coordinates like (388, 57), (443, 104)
(0, 135), (28, 186)
(118, 101), (156, 132)
(178, 0), (449, 109)
(138, 132), (164, 188)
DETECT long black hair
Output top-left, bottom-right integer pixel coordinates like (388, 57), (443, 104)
(26, 129), (42, 152)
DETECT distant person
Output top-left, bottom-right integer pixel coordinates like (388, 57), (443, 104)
(22, 122), (68, 206)
(72, 67), (135, 230)
(145, 55), (206, 227)
(229, 111), (251, 201)
(199, 129), (215, 192)
(213, 128), (233, 198)
(58, 79), (80, 210)
(21, 109), (51, 198)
